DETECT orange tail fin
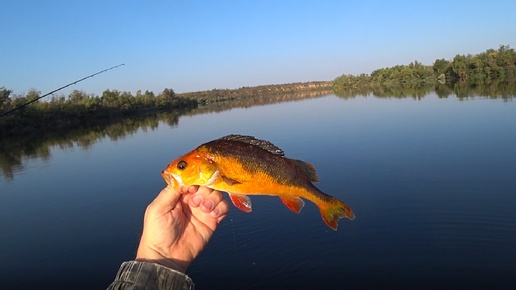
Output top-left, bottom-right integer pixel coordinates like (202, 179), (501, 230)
(320, 198), (355, 231)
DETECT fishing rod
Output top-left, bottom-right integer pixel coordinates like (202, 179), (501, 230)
(0, 63), (125, 118)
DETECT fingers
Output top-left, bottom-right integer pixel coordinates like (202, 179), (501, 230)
(183, 185), (199, 194)
(190, 186), (223, 212)
(184, 186), (229, 218)
(213, 197), (229, 222)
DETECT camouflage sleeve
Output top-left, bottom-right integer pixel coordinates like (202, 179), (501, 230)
(106, 261), (194, 290)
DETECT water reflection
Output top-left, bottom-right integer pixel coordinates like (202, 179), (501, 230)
(0, 112), (180, 180)
(0, 90), (331, 181)
(334, 81), (516, 100)
(1, 85), (515, 181)
(189, 89), (333, 114)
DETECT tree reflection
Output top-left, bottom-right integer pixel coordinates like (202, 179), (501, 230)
(2, 85), (515, 181)
(334, 82), (516, 100)
(0, 112), (181, 181)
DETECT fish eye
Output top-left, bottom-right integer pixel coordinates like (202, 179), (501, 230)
(177, 160), (187, 170)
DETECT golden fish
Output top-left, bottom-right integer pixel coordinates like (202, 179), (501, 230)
(162, 134), (355, 230)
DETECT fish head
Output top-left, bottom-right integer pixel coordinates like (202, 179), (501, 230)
(161, 151), (219, 189)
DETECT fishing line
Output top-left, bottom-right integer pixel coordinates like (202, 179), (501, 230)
(0, 63), (125, 118)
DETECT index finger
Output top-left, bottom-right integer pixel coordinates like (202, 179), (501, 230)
(149, 186), (182, 214)
(180, 185), (199, 194)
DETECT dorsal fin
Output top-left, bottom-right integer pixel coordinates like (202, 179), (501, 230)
(289, 159), (319, 182)
(219, 134), (285, 156)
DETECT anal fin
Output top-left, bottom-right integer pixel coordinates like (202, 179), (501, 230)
(228, 193), (252, 213)
(279, 196), (305, 214)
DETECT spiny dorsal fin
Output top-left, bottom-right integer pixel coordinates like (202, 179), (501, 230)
(219, 134), (285, 156)
(289, 159), (319, 182)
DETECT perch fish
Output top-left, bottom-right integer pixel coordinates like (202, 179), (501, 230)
(162, 134), (355, 230)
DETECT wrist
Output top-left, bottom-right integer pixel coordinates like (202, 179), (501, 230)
(135, 245), (189, 273)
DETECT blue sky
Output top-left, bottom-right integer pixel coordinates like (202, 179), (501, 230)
(2, 0), (515, 96)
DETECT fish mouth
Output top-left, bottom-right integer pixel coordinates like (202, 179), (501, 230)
(161, 171), (183, 188)
(161, 169), (218, 188)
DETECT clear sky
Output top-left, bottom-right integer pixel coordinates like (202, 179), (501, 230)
(2, 0), (515, 96)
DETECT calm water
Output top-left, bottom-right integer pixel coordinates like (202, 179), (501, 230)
(1, 93), (516, 289)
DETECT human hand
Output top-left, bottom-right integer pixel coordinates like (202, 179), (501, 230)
(135, 185), (229, 273)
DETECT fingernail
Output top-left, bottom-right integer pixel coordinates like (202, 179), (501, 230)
(202, 200), (214, 211)
(192, 194), (202, 206)
(211, 207), (220, 217)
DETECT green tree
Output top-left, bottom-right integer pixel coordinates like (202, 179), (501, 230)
(101, 89), (122, 108)
(156, 88), (176, 108)
(81, 95), (101, 110)
(0, 87), (12, 109)
(433, 58), (450, 75)
(26, 89), (41, 101)
(135, 90), (156, 107)
(451, 54), (468, 81)
(118, 91), (136, 110)
(68, 90), (89, 105)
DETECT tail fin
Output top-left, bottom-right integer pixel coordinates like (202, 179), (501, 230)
(320, 198), (355, 231)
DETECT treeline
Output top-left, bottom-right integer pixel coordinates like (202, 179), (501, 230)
(187, 89), (333, 115)
(178, 81), (331, 104)
(332, 45), (516, 91)
(0, 82), (333, 138)
(0, 88), (197, 138)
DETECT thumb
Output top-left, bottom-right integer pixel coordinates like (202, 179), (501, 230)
(151, 186), (182, 213)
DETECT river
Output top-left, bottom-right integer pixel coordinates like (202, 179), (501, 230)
(1, 92), (515, 289)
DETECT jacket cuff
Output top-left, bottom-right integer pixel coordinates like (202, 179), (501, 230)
(108, 261), (194, 290)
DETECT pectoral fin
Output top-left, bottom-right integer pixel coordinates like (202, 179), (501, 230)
(222, 175), (241, 186)
(228, 193), (252, 213)
(279, 196), (305, 214)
